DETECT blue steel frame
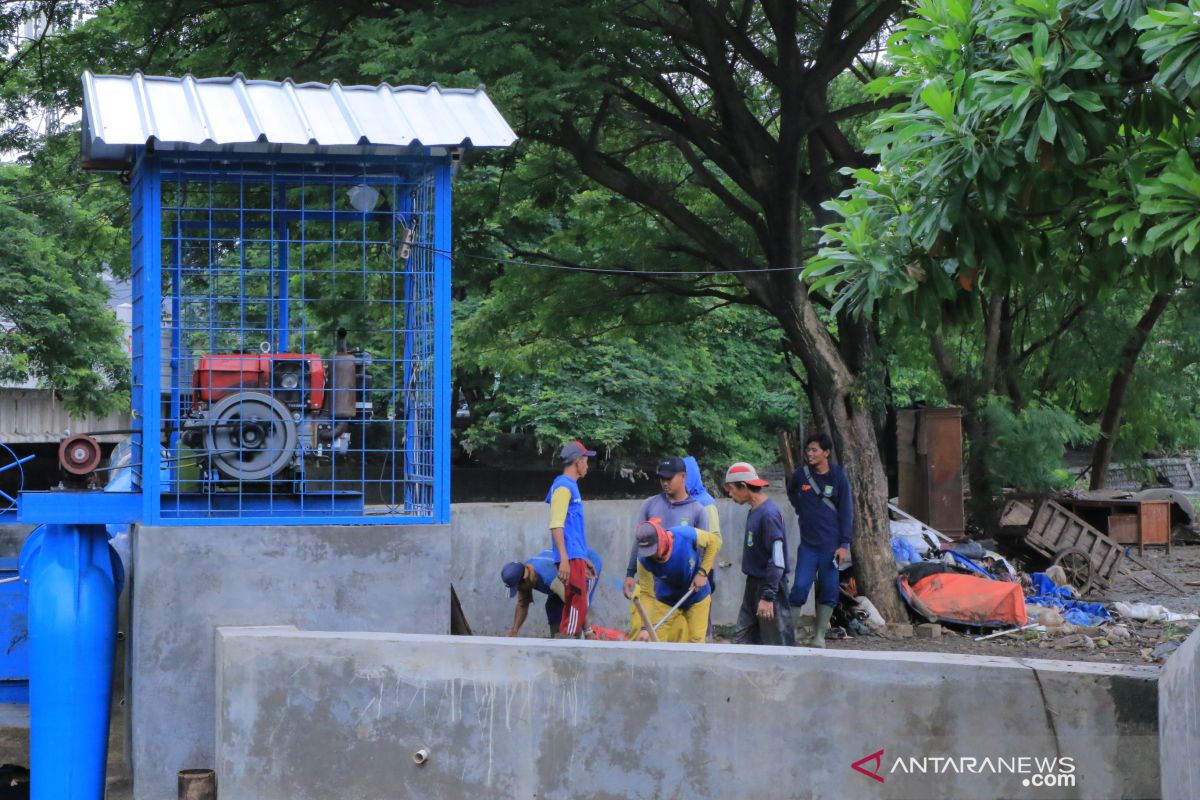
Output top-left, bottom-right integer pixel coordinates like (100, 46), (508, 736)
(120, 148), (452, 526)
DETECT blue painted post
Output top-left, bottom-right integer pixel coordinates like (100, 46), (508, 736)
(433, 160), (452, 524)
(133, 155), (163, 523)
(274, 184), (290, 354)
(20, 524), (119, 800)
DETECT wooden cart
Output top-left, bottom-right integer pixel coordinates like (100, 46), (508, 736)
(1001, 499), (1188, 597)
(1001, 499), (1124, 595)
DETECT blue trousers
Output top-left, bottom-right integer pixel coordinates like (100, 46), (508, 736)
(788, 544), (840, 608)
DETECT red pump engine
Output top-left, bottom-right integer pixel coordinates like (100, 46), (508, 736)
(181, 335), (364, 483)
(191, 353), (327, 413)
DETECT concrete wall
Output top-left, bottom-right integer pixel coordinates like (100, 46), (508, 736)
(1160, 626), (1200, 800)
(450, 496), (805, 636)
(216, 628), (1160, 800)
(129, 524), (450, 800)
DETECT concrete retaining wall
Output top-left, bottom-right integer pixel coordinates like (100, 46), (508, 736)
(450, 496), (804, 636)
(216, 628), (1160, 800)
(1160, 626), (1200, 800)
(129, 524), (450, 800)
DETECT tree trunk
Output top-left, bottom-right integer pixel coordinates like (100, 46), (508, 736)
(1088, 291), (1172, 490)
(766, 281), (907, 622)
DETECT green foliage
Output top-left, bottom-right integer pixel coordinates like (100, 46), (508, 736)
(978, 398), (1097, 491)
(0, 160), (130, 414)
(807, 0), (1200, 324)
(455, 290), (803, 471)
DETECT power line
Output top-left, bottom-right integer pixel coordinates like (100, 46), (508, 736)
(0, 184), (809, 276)
(0, 179), (108, 208)
(412, 243), (804, 276)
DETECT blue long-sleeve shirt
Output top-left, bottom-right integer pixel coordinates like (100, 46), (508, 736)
(786, 463), (853, 553)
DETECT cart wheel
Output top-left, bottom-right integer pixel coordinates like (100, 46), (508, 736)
(1051, 547), (1095, 596)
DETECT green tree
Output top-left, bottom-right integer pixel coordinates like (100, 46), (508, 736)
(4, 0), (911, 616)
(0, 159), (129, 414)
(807, 0), (1200, 516)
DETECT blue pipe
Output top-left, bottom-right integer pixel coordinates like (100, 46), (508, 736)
(19, 524), (120, 800)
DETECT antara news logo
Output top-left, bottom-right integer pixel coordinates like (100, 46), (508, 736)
(852, 748), (1077, 789)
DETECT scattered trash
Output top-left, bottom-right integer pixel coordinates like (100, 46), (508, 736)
(1151, 641), (1181, 660)
(1027, 573), (1111, 626)
(1106, 624), (1132, 642)
(975, 623), (1045, 642)
(853, 596), (887, 631)
(1054, 634), (1096, 651)
(891, 536), (923, 567)
(1112, 602), (1200, 623)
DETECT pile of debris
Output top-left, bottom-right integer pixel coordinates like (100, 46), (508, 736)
(824, 501), (1197, 663)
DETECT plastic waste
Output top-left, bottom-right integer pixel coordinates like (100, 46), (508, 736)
(1112, 602), (1200, 623)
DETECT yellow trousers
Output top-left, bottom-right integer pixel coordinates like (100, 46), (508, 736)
(627, 565), (710, 643)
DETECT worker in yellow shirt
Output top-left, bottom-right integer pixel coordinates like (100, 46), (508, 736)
(633, 519), (721, 644)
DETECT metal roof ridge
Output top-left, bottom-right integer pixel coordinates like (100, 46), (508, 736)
(85, 71), (494, 96)
(328, 80), (368, 145)
(279, 78), (318, 145)
(80, 71), (104, 144)
(180, 74), (216, 144)
(378, 83), (420, 146)
(130, 71), (159, 146)
(229, 74), (267, 142)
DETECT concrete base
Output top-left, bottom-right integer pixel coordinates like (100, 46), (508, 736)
(450, 497), (804, 635)
(130, 524), (449, 800)
(1160, 626), (1200, 800)
(216, 628), (1160, 800)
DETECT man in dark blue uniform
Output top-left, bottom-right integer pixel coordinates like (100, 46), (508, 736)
(724, 461), (794, 646)
(786, 432), (853, 648)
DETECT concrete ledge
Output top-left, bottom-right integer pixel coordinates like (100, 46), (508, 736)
(1160, 626), (1200, 800)
(130, 524), (450, 800)
(216, 629), (1159, 800)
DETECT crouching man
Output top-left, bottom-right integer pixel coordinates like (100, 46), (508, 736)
(502, 548), (602, 637)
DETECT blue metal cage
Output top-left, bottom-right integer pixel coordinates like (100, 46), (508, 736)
(129, 152), (452, 524)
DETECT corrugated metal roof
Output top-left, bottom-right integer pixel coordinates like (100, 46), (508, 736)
(81, 71), (517, 169)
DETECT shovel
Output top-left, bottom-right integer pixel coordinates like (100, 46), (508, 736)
(653, 588), (695, 633)
(631, 596), (660, 642)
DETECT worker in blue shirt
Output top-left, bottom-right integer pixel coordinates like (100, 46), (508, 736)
(634, 519), (721, 643)
(725, 461), (794, 646)
(502, 548), (602, 637)
(786, 432), (854, 648)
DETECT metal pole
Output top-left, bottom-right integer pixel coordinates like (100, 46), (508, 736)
(653, 588), (696, 633)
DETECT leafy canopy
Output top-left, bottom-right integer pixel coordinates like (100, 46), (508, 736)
(806, 0), (1200, 321)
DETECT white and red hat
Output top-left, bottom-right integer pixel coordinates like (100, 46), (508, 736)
(723, 461), (768, 487)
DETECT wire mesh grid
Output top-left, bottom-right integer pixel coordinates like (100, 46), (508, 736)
(135, 156), (445, 522)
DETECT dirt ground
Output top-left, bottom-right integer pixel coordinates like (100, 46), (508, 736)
(795, 543), (1200, 668)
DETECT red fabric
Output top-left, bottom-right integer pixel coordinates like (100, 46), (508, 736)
(907, 572), (1027, 627)
(559, 558), (590, 636)
(588, 626), (626, 641)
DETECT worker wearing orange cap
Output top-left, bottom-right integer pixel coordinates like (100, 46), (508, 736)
(632, 519), (721, 644)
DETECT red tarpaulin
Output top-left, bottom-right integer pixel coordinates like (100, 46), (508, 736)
(898, 572), (1027, 628)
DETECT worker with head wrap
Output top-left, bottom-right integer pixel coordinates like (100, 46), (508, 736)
(632, 518), (721, 643)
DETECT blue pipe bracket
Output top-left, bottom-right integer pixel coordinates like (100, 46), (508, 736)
(19, 525), (122, 800)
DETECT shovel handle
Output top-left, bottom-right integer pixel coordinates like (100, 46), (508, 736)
(631, 596), (660, 642)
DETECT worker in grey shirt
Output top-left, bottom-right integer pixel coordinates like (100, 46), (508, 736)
(622, 456), (711, 629)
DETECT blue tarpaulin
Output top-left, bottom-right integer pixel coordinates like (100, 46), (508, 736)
(1027, 572), (1111, 626)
